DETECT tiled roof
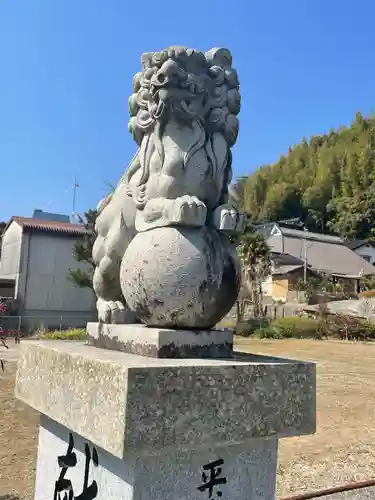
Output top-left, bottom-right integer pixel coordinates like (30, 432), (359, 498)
(267, 232), (375, 277)
(279, 226), (344, 243)
(11, 216), (90, 235)
(272, 264), (304, 275)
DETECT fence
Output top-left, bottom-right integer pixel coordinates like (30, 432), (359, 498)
(0, 314), (96, 336)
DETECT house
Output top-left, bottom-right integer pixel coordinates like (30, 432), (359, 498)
(0, 211), (97, 330)
(255, 223), (375, 301)
(261, 253), (318, 301)
(346, 239), (375, 265)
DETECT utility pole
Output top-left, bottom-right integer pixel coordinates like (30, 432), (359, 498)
(72, 176), (79, 222)
(303, 238), (307, 283)
(302, 225), (309, 283)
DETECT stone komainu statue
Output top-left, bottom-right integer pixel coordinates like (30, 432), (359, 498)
(92, 46), (246, 328)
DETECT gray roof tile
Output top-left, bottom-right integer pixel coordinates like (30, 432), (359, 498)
(267, 233), (375, 277)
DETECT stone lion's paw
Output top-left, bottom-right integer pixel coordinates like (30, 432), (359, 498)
(173, 195), (207, 227)
(213, 206), (247, 233)
(97, 299), (127, 324)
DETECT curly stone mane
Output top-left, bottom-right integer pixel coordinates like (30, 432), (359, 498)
(117, 46), (240, 209)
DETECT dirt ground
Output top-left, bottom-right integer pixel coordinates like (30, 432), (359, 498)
(0, 363), (39, 500)
(237, 337), (375, 497)
(1, 338), (375, 499)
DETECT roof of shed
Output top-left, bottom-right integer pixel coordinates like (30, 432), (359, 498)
(265, 225), (375, 277)
(10, 216), (90, 236)
(272, 264), (304, 275)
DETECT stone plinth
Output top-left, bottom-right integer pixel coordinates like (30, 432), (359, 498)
(36, 415), (278, 500)
(15, 340), (316, 499)
(86, 322), (234, 358)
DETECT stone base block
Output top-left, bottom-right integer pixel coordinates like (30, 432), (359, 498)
(15, 341), (315, 460)
(86, 322), (234, 358)
(36, 415), (278, 500)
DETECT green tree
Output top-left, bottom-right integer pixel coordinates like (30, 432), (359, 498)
(242, 111), (375, 239)
(67, 209), (97, 291)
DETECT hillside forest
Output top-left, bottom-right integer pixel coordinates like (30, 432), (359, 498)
(240, 111), (375, 240)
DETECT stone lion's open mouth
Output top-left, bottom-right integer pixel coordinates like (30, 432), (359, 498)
(150, 73), (175, 95)
(150, 73), (170, 88)
(148, 69), (200, 122)
(148, 84), (201, 121)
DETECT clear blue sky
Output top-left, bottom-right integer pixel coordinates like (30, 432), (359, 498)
(1, 0), (374, 221)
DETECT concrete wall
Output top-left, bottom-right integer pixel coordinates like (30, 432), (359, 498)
(21, 232), (96, 326)
(0, 221), (22, 281)
(262, 275), (273, 296)
(262, 275), (289, 302)
(353, 245), (375, 265)
(0, 284), (15, 298)
(16, 232), (31, 305)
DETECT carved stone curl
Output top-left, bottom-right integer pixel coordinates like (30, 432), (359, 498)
(92, 46), (246, 328)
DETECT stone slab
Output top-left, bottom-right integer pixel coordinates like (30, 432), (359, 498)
(15, 340), (316, 460)
(36, 415), (278, 500)
(86, 322), (233, 358)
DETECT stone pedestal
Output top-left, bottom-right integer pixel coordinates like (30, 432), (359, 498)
(86, 322), (234, 358)
(36, 416), (278, 499)
(15, 338), (316, 500)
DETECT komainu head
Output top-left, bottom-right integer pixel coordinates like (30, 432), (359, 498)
(128, 46), (241, 148)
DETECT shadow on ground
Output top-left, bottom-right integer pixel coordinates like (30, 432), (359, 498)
(0, 496), (21, 500)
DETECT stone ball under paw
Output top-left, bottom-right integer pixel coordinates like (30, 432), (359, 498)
(120, 226), (240, 329)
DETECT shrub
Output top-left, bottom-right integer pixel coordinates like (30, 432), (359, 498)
(270, 316), (323, 339)
(255, 327), (284, 339)
(234, 322), (254, 337)
(324, 314), (375, 341)
(38, 328), (86, 341)
(235, 313), (375, 341)
(235, 318), (270, 337)
(235, 316), (323, 339)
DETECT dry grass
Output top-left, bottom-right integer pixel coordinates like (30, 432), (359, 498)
(1, 339), (375, 498)
(0, 361), (39, 500)
(237, 337), (375, 496)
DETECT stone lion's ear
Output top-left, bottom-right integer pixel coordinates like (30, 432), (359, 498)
(205, 48), (232, 69)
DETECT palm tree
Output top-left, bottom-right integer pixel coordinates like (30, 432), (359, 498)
(236, 231), (271, 320)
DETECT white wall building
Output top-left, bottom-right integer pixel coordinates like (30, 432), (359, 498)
(0, 215), (96, 329)
(347, 240), (375, 265)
